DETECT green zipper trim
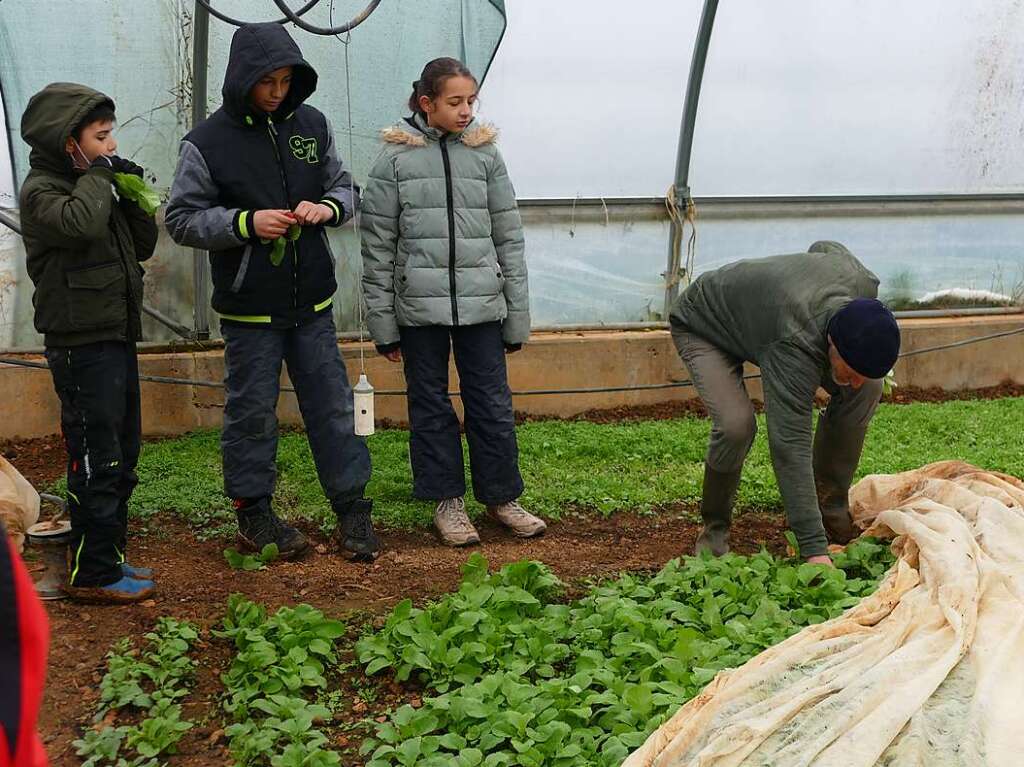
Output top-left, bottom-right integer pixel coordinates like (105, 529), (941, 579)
(70, 535), (85, 585)
(314, 297), (333, 312)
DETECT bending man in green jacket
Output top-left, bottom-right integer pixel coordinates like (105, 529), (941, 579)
(670, 241), (900, 564)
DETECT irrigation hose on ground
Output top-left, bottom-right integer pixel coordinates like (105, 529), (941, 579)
(0, 325), (1022, 397)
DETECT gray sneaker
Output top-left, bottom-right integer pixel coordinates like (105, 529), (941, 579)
(434, 497), (480, 547)
(488, 500), (547, 538)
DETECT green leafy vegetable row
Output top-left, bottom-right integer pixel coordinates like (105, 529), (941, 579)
(215, 595), (348, 767)
(74, 617), (198, 767)
(358, 541), (895, 766)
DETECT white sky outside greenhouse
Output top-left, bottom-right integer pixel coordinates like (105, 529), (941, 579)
(483, 0), (1024, 198)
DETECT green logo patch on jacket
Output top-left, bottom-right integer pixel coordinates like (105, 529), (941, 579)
(289, 135), (318, 163)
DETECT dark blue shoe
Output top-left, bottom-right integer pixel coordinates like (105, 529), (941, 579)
(64, 575), (156, 604)
(122, 564), (155, 580)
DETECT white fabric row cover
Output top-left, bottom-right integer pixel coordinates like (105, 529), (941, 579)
(625, 461), (1024, 766)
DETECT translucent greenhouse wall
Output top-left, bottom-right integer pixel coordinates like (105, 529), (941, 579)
(0, 0), (505, 348)
(484, 0), (1024, 324)
(2, 0), (1024, 348)
(518, 201), (1024, 326)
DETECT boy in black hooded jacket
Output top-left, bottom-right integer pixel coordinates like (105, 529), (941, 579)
(165, 23), (378, 561)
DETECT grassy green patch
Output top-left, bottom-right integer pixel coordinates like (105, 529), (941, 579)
(357, 542), (894, 765)
(59, 397), (1024, 534)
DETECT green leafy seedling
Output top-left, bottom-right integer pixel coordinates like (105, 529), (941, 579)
(224, 543), (280, 571)
(883, 368), (898, 397)
(74, 725), (130, 767)
(79, 618), (198, 767)
(125, 700), (193, 758)
(113, 173), (162, 216)
(784, 530), (801, 558)
(218, 597), (347, 766)
(269, 224), (302, 267)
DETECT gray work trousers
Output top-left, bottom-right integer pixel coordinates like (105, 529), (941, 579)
(672, 326), (882, 549)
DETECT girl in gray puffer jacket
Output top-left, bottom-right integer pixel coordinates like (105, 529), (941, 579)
(360, 58), (544, 547)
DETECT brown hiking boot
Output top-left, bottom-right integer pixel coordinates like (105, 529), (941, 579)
(488, 500), (546, 538)
(434, 497), (480, 547)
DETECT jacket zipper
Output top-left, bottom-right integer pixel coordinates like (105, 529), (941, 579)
(266, 116), (299, 320)
(439, 136), (459, 326)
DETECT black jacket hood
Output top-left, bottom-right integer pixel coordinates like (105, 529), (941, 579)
(222, 23), (318, 121)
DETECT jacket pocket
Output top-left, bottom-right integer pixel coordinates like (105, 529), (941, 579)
(65, 261), (126, 330)
(230, 244), (253, 293)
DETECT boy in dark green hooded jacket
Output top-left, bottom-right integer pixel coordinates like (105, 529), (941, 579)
(19, 82), (158, 603)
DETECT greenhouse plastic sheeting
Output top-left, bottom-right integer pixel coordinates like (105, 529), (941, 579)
(483, 1), (1024, 198)
(521, 203), (1024, 326)
(4, 0), (1024, 347)
(0, 1), (505, 188)
(0, 0), (505, 348)
(623, 460), (1024, 767)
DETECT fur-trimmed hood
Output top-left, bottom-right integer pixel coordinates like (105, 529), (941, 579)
(380, 116), (498, 148)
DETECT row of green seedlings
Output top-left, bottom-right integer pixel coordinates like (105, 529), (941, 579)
(215, 594), (350, 767)
(355, 541), (896, 767)
(74, 618), (198, 767)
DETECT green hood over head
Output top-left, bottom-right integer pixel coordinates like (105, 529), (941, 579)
(20, 82), (115, 175)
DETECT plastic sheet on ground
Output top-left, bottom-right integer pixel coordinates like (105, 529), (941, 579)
(623, 460), (1024, 767)
(0, 455), (40, 552)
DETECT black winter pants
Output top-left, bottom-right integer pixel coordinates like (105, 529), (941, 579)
(45, 342), (141, 587)
(399, 322), (523, 504)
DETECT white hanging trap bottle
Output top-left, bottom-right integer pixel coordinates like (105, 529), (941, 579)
(353, 373), (375, 436)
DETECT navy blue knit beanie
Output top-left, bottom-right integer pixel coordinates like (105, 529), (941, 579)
(828, 299), (900, 379)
